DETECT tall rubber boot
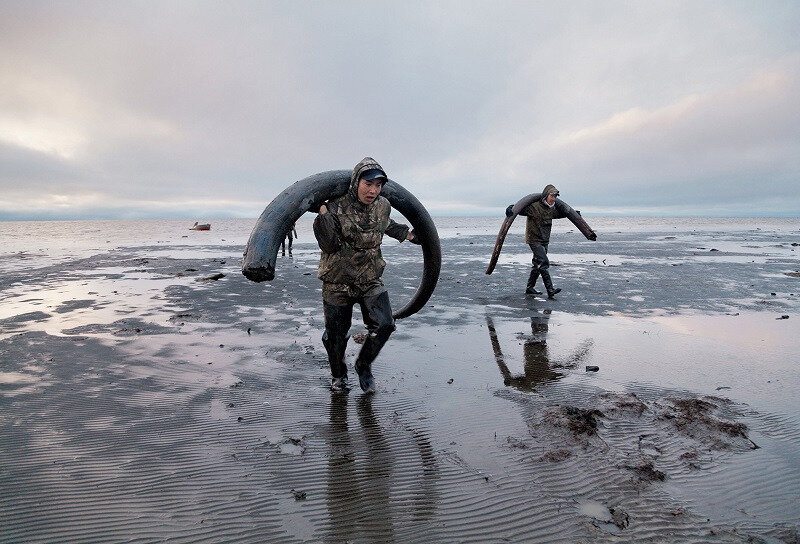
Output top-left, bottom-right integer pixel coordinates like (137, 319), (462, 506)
(541, 270), (561, 299)
(526, 270), (542, 295)
(323, 302), (353, 391)
(354, 292), (395, 393)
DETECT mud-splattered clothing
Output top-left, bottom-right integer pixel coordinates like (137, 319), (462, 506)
(521, 184), (566, 245)
(321, 279), (387, 307)
(513, 184), (564, 295)
(314, 193), (409, 290)
(314, 157), (411, 389)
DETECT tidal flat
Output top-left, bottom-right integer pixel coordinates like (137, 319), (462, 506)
(1, 217), (799, 543)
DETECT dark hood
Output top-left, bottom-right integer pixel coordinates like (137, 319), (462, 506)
(350, 157), (388, 200)
(541, 184), (559, 201)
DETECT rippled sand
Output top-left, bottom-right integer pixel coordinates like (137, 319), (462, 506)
(2, 221), (799, 543)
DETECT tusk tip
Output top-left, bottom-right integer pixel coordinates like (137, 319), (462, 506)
(242, 265), (275, 282)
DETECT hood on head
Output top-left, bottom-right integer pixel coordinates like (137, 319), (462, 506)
(541, 184), (559, 199)
(350, 157), (388, 198)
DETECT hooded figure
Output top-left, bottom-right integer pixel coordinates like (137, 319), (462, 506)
(513, 184), (565, 298)
(313, 157), (418, 393)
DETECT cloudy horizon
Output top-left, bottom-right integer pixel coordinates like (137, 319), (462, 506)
(2, 1), (799, 220)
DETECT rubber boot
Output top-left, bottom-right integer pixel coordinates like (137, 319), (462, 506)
(525, 270), (542, 295)
(354, 358), (376, 394)
(323, 302), (353, 392)
(355, 330), (389, 393)
(355, 292), (395, 393)
(541, 270), (561, 299)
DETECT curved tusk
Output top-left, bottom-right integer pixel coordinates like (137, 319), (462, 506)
(380, 182), (441, 319)
(486, 193), (596, 275)
(242, 170), (441, 319)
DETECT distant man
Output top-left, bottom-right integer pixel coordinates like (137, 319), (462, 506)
(314, 157), (418, 393)
(281, 223), (298, 256)
(506, 184), (565, 298)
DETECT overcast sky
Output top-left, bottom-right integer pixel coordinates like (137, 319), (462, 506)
(2, 1), (799, 220)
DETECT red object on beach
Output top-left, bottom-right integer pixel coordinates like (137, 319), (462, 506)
(190, 222), (211, 231)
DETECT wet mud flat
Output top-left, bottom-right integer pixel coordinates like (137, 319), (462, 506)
(1, 224), (800, 543)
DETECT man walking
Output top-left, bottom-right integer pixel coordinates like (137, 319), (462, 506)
(314, 157), (417, 393)
(281, 222), (298, 256)
(506, 184), (565, 298)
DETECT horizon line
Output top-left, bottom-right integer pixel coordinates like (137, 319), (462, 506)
(1, 212), (799, 222)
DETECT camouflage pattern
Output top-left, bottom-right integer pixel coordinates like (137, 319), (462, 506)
(315, 157), (410, 302)
(322, 279), (387, 306)
(522, 184), (566, 244)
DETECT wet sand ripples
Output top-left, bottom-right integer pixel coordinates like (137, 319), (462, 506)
(3, 227), (800, 542)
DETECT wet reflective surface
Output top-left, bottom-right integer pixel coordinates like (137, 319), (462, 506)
(486, 310), (565, 390)
(2, 217), (799, 542)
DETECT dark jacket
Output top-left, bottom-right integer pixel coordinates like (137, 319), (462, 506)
(314, 157), (410, 286)
(520, 184), (565, 244)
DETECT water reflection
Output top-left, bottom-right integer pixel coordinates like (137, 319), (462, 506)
(324, 394), (439, 543)
(486, 310), (563, 391)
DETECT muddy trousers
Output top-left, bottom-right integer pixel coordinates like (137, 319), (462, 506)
(322, 291), (396, 379)
(528, 242), (555, 292)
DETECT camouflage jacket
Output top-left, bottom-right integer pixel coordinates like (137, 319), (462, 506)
(520, 184), (565, 244)
(314, 191), (410, 286)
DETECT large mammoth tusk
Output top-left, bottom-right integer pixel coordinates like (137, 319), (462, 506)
(486, 193), (596, 275)
(242, 170), (349, 283)
(379, 181), (442, 318)
(242, 170), (441, 319)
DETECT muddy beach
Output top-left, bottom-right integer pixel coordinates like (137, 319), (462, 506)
(1, 217), (799, 543)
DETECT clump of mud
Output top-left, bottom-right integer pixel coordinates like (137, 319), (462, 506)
(610, 507), (630, 529)
(544, 406), (605, 436)
(564, 407), (605, 435)
(599, 392), (647, 417)
(522, 391), (761, 491)
(537, 449), (572, 462)
(657, 396), (758, 451)
(596, 392), (758, 453)
(524, 404), (609, 456)
(624, 460), (667, 482)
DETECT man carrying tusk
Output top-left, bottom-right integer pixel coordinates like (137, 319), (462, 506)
(506, 184), (566, 298)
(314, 157), (419, 393)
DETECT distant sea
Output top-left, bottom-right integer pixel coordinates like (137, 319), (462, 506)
(1, 216), (797, 274)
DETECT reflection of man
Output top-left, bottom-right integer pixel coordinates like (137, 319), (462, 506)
(326, 393), (356, 543)
(326, 395), (394, 543)
(486, 311), (561, 391)
(506, 184), (564, 298)
(314, 157), (418, 393)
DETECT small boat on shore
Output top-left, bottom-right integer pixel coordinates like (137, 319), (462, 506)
(190, 222), (211, 231)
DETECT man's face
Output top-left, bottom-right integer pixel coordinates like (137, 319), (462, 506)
(545, 193), (557, 205)
(357, 178), (383, 205)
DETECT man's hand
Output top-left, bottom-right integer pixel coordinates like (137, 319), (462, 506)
(407, 230), (422, 245)
(319, 204), (328, 215)
(505, 205), (514, 217)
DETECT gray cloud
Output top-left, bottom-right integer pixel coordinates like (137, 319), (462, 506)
(1, 1), (799, 219)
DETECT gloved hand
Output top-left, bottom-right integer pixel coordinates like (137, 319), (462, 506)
(588, 231), (597, 241)
(313, 212), (342, 253)
(505, 205), (514, 217)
